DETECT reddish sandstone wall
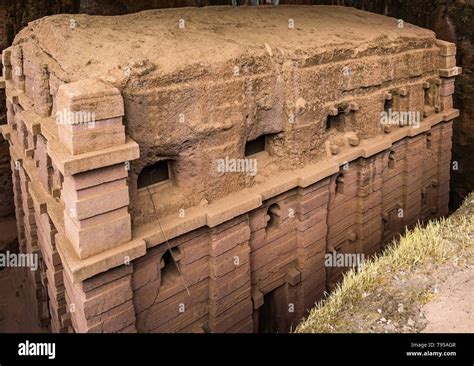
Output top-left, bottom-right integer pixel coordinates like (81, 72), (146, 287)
(0, 8), (461, 333)
(130, 128), (452, 333)
(0, 0), (472, 237)
(0, 1), (471, 229)
(0, 1), (13, 218)
(7, 6), (443, 229)
(1, 76), (457, 334)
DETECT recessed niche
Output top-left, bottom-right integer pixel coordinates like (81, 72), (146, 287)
(245, 135), (267, 157)
(335, 173), (345, 195)
(265, 203), (281, 235)
(388, 150), (396, 169)
(326, 114), (345, 132)
(138, 160), (171, 189)
(160, 248), (181, 286)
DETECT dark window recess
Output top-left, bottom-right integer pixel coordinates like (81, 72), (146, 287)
(336, 173), (345, 195)
(388, 151), (396, 169)
(326, 114), (345, 132)
(383, 217), (389, 232)
(424, 89), (430, 106)
(384, 98), (393, 114)
(160, 248), (180, 286)
(258, 290), (278, 333)
(426, 133), (432, 149)
(265, 203), (281, 234)
(245, 135), (266, 156)
(137, 160), (170, 189)
(421, 187), (433, 207)
(326, 116), (332, 130)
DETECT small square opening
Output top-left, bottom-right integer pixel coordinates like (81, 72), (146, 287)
(245, 135), (266, 157)
(326, 114), (345, 132)
(138, 160), (170, 189)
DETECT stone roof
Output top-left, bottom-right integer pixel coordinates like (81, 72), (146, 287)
(15, 5), (435, 85)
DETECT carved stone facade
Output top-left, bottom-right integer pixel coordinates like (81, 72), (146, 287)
(0, 6), (460, 332)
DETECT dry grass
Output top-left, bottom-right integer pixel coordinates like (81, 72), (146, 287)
(296, 193), (474, 333)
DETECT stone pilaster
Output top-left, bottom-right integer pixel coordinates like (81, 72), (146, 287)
(63, 264), (137, 333)
(295, 178), (329, 311)
(403, 135), (425, 228)
(436, 121), (453, 216)
(208, 216), (253, 333)
(356, 155), (384, 256)
(57, 79), (133, 260)
(50, 78), (140, 332)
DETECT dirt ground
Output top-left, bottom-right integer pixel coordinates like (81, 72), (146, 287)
(421, 265), (474, 333)
(0, 216), (17, 252)
(0, 216), (38, 332)
(326, 255), (474, 333)
(0, 267), (48, 333)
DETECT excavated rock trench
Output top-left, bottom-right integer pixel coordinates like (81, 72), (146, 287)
(0, 2), (472, 332)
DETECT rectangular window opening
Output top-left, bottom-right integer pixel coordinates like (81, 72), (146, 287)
(138, 160), (171, 189)
(326, 114), (345, 132)
(245, 135), (266, 157)
(384, 98), (393, 114)
(424, 88), (430, 106)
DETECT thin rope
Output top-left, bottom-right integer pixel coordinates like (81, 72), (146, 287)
(146, 182), (191, 297)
